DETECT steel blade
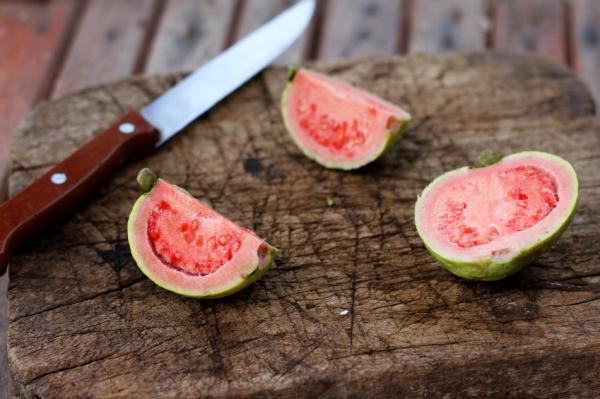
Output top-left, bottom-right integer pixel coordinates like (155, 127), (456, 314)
(142, 0), (315, 146)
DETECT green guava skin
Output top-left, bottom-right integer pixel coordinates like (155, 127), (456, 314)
(414, 151), (579, 281)
(280, 67), (411, 170)
(422, 210), (576, 281)
(128, 169), (277, 298)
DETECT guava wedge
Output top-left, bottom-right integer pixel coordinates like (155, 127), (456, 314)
(128, 169), (277, 298)
(281, 68), (411, 170)
(414, 151), (579, 281)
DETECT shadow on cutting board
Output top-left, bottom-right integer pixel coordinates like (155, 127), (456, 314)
(1, 273), (11, 398)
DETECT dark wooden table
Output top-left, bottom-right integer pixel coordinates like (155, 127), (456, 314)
(1, 0), (599, 396)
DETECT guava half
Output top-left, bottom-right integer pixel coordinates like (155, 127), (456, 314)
(281, 68), (411, 170)
(128, 169), (277, 298)
(414, 151), (579, 281)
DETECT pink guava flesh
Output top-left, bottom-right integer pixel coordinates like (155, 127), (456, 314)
(282, 69), (410, 169)
(436, 165), (559, 249)
(147, 199), (244, 276)
(129, 178), (275, 297)
(416, 152), (578, 267)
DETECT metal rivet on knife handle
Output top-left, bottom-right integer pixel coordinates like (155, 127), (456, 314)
(0, 0), (315, 277)
(0, 110), (160, 276)
(119, 123), (136, 134)
(50, 173), (67, 185)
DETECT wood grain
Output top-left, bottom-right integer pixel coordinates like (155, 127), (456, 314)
(572, 0), (600, 111)
(0, 3), (80, 393)
(0, 110), (159, 277)
(6, 53), (600, 398)
(493, 0), (567, 65)
(318, 0), (403, 59)
(235, 0), (312, 65)
(409, 0), (488, 52)
(0, 273), (8, 399)
(144, 0), (236, 74)
(0, 0), (80, 209)
(52, 0), (161, 98)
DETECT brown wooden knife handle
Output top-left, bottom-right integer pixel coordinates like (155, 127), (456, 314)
(0, 110), (159, 275)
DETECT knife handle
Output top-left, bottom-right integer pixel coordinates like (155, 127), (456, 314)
(0, 110), (159, 276)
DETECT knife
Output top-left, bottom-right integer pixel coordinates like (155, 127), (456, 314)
(0, 0), (315, 275)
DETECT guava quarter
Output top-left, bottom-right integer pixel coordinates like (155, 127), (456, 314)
(281, 68), (411, 170)
(414, 151), (579, 281)
(128, 169), (277, 298)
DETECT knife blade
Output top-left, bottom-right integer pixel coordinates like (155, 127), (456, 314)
(0, 0), (315, 275)
(144, 0), (315, 145)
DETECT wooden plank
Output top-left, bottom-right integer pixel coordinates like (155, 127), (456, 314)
(410, 0), (488, 52)
(52, 0), (161, 98)
(572, 0), (600, 110)
(493, 0), (567, 65)
(0, 272), (7, 398)
(235, 0), (312, 65)
(0, 0), (79, 185)
(0, 2), (79, 394)
(318, 0), (403, 59)
(145, 0), (236, 74)
(7, 53), (600, 398)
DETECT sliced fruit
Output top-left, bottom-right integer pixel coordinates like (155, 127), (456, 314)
(128, 169), (277, 298)
(281, 68), (411, 170)
(414, 151), (579, 281)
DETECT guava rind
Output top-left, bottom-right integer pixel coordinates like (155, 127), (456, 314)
(414, 151), (579, 281)
(280, 67), (411, 170)
(127, 171), (277, 298)
(421, 210), (576, 281)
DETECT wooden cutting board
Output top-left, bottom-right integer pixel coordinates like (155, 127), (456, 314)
(6, 53), (600, 398)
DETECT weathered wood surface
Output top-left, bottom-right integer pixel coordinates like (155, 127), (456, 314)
(0, 3), (82, 394)
(52, 0), (161, 97)
(235, 0), (318, 65)
(410, 0), (488, 52)
(144, 0), (236, 74)
(6, 53), (600, 398)
(572, 0), (600, 109)
(0, 0), (81, 211)
(319, 0), (404, 59)
(0, 273), (8, 398)
(493, 0), (567, 65)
